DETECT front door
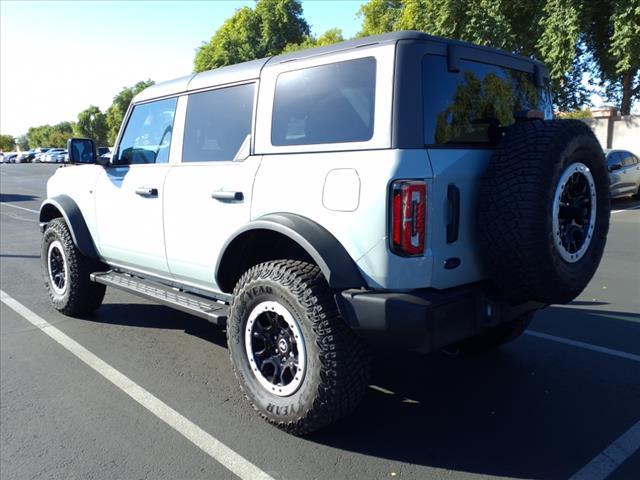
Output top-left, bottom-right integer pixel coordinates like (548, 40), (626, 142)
(163, 82), (258, 291)
(94, 96), (178, 276)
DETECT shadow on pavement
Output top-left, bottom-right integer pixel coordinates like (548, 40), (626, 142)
(0, 193), (40, 203)
(82, 302), (640, 479)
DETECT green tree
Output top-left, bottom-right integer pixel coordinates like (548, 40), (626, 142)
(194, 0), (309, 72)
(0, 134), (15, 152)
(105, 79), (154, 145)
(357, 0), (639, 114)
(26, 122), (75, 148)
(75, 106), (108, 146)
(15, 134), (29, 151)
(357, 0), (403, 37)
(283, 28), (345, 53)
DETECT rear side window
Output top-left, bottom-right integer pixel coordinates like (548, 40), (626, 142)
(272, 57), (376, 146)
(620, 151), (638, 167)
(423, 55), (553, 146)
(183, 83), (255, 162)
(118, 98), (177, 165)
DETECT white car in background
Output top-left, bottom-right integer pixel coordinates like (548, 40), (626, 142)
(42, 148), (66, 163)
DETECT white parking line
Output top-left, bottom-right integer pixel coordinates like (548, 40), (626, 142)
(525, 330), (640, 363)
(0, 202), (39, 214)
(0, 290), (275, 480)
(569, 421), (640, 480)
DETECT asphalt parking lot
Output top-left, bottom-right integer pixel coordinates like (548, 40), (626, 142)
(1, 163), (639, 480)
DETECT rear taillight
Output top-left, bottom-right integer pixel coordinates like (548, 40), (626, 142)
(390, 180), (426, 256)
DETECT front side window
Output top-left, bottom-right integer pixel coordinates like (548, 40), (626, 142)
(423, 55), (553, 146)
(272, 57), (376, 146)
(182, 83), (255, 162)
(117, 98), (177, 165)
(607, 152), (622, 167)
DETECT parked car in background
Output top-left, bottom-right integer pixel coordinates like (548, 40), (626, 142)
(50, 149), (68, 163)
(3, 153), (18, 163)
(34, 147), (52, 162)
(606, 149), (640, 198)
(42, 148), (66, 163)
(16, 152), (33, 163)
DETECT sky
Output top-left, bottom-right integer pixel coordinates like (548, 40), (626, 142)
(0, 0), (366, 137)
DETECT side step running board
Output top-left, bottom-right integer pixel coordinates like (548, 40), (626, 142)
(91, 271), (228, 326)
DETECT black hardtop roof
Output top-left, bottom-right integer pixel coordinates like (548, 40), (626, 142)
(135, 30), (546, 103)
(270, 30), (543, 67)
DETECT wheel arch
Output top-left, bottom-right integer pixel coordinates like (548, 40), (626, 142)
(39, 195), (99, 259)
(215, 213), (366, 293)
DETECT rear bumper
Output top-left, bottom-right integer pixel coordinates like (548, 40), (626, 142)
(335, 284), (544, 353)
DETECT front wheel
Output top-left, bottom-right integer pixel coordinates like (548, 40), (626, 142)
(42, 218), (105, 316)
(227, 260), (370, 435)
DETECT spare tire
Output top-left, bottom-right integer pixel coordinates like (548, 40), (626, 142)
(478, 119), (610, 304)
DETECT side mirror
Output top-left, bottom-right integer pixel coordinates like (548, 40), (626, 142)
(609, 163), (622, 172)
(67, 138), (97, 165)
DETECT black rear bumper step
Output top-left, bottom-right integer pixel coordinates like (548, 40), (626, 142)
(91, 271), (228, 325)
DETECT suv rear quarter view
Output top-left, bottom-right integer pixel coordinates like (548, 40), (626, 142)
(39, 31), (610, 434)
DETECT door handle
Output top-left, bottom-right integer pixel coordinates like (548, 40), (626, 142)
(211, 191), (244, 202)
(135, 187), (158, 197)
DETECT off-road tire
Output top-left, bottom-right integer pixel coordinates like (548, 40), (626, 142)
(42, 218), (105, 315)
(454, 313), (533, 354)
(227, 260), (371, 435)
(478, 119), (610, 304)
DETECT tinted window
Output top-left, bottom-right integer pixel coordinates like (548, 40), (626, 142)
(423, 55), (553, 145)
(620, 151), (637, 167)
(118, 98), (177, 165)
(183, 83), (255, 162)
(607, 152), (622, 166)
(272, 57), (376, 146)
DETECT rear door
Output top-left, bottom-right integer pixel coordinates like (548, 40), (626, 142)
(421, 54), (554, 289)
(163, 82), (258, 292)
(620, 151), (640, 194)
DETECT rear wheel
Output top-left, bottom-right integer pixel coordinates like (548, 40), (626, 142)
(42, 218), (105, 316)
(227, 260), (370, 435)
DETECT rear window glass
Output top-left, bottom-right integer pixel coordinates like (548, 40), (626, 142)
(423, 55), (552, 146)
(271, 57), (376, 146)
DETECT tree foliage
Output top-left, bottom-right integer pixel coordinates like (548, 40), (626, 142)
(26, 122), (75, 148)
(74, 106), (108, 146)
(15, 135), (29, 151)
(0, 134), (15, 152)
(194, 0), (309, 72)
(105, 80), (154, 145)
(283, 28), (345, 53)
(357, 0), (639, 114)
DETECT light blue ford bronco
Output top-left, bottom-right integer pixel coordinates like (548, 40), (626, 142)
(40, 31), (610, 434)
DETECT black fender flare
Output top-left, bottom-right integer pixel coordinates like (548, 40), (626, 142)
(39, 195), (99, 259)
(215, 213), (366, 291)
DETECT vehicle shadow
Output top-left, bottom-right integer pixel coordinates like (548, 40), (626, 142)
(307, 306), (640, 479)
(84, 302), (640, 479)
(611, 196), (640, 210)
(88, 302), (228, 348)
(0, 193), (39, 202)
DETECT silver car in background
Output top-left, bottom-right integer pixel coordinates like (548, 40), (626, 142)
(606, 149), (640, 198)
